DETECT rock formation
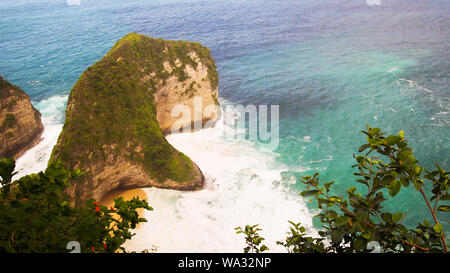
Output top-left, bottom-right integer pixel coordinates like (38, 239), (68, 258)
(0, 76), (44, 159)
(154, 50), (220, 134)
(50, 33), (220, 206)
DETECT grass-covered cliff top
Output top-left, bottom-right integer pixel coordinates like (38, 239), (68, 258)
(50, 33), (218, 201)
(108, 33), (218, 89)
(0, 76), (28, 99)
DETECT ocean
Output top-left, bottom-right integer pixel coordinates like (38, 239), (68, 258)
(1, 0), (448, 252)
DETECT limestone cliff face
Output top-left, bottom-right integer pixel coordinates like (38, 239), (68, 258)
(0, 76), (43, 159)
(155, 50), (220, 134)
(50, 33), (220, 206)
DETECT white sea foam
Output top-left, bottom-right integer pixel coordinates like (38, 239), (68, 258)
(286, 135), (311, 143)
(124, 108), (317, 252)
(309, 155), (333, 164)
(398, 78), (433, 93)
(13, 95), (67, 179)
(387, 67), (398, 73)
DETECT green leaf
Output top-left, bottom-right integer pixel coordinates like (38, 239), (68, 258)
(329, 196), (342, 202)
(356, 179), (369, 186)
(260, 245), (269, 252)
(412, 179), (424, 191)
(392, 212), (404, 223)
(414, 166), (422, 176)
(362, 233), (372, 240)
(324, 181), (335, 189)
(388, 180), (401, 197)
(331, 230), (346, 243)
(386, 135), (402, 146)
(335, 216), (349, 226)
(399, 176), (409, 187)
(358, 144), (370, 152)
(300, 190), (319, 197)
(380, 213), (392, 222)
(433, 223), (443, 233)
(353, 238), (367, 251)
(437, 205), (450, 212)
(355, 211), (368, 227)
(369, 128), (381, 137)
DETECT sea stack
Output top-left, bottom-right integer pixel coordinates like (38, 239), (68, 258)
(0, 76), (44, 159)
(51, 33), (220, 206)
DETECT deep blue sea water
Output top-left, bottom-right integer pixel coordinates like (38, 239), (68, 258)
(1, 0), (449, 251)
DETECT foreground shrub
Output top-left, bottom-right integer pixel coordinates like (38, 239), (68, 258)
(237, 126), (448, 253)
(0, 159), (151, 253)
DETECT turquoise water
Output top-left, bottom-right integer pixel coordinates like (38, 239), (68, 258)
(1, 0), (449, 246)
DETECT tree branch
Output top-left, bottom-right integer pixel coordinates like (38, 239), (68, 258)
(419, 188), (447, 253)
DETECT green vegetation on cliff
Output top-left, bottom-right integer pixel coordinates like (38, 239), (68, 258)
(0, 76), (25, 99)
(107, 33), (218, 89)
(50, 33), (217, 205)
(0, 76), (25, 122)
(1, 114), (16, 131)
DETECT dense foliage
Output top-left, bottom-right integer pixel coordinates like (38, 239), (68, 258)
(237, 127), (449, 253)
(0, 158), (151, 253)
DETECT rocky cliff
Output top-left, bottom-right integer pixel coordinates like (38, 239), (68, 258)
(50, 33), (220, 206)
(0, 76), (44, 159)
